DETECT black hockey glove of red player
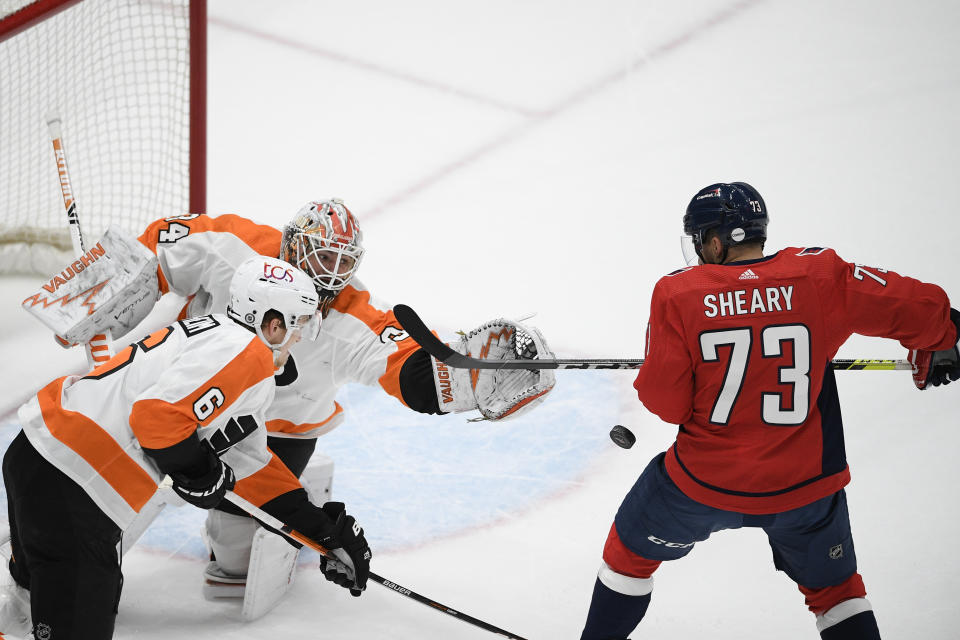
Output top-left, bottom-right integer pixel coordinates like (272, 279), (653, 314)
(168, 440), (236, 509)
(313, 501), (372, 597)
(910, 308), (960, 390)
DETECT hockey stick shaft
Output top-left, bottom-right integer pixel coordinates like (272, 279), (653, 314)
(47, 117), (113, 367)
(223, 491), (335, 554)
(223, 492), (528, 640)
(47, 118), (85, 254)
(393, 304), (913, 371)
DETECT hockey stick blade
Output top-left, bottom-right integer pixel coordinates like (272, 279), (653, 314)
(393, 304), (642, 370)
(393, 304), (913, 372)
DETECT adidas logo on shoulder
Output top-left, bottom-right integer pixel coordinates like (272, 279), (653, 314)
(738, 268), (759, 280)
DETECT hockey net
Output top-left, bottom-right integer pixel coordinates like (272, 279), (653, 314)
(0, 0), (205, 275)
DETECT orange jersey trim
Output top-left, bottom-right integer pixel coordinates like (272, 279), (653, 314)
(330, 286), (421, 405)
(233, 451), (302, 507)
(266, 402), (344, 435)
(129, 337), (274, 449)
(38, 377), (157, 512)
(137, 213), (282, 295)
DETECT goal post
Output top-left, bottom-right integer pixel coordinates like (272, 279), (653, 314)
(0, 0), (206, 275)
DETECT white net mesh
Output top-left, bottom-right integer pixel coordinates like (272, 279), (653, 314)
(0, 0), (201, 274)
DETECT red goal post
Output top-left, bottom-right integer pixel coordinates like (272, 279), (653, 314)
(0, 0), (206, 274)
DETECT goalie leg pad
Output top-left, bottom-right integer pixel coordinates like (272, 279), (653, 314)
(205, 454), (333, 612)
(431, 318), (557, 420)
(241, 528), (300, 622)
(299, 452), (335, 504)
(202, 510), (259, 599)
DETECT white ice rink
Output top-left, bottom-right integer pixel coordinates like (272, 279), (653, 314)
(2, 0), (960, 638)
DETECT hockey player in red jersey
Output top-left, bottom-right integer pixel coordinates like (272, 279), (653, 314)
(579, 182), (960, 640)
(20, 198), (556, 615)
(1, 256), (372, 639)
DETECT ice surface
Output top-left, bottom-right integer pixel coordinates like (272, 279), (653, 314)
(2, 0), (959, 637)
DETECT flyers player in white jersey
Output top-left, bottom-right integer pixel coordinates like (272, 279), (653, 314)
(26, 199), (556, 610)
(1, 257), (372, 640)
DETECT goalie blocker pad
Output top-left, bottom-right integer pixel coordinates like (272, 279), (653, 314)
(21, 228), (160, 345)
(431, 318), (557, 420)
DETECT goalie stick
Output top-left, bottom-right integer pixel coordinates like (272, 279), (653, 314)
(47, 116), (114, 367)
(393, 304), (913, 372)
(224, 492), (528, 640)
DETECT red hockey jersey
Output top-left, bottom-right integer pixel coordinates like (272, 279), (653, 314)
(634, 247), (956, 514)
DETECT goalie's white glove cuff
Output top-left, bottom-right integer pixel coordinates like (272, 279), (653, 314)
(430, 318), (557, 421)
(430, 356), (477, 414)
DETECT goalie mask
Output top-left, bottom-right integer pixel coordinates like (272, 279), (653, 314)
(227, 256), (322, 352)
(281, 199), (365, 304)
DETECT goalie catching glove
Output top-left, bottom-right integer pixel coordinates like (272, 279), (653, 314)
(909, 307), (960, 390)
(431, 318), (556, 420)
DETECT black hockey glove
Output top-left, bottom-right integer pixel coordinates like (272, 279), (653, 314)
(315, 501), (372, 596)
(168, 441), (236, 509)
(260, 492), (372, 595)
(910, 308), (960, 390)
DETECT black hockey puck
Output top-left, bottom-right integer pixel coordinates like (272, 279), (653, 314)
(609, 424), (636, 449)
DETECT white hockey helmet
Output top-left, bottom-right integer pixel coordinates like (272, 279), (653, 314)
(227, 256), (322, 349)
(280, 199), (364, 300)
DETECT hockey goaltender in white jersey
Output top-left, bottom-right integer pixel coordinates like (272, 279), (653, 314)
(18, 199), (557, 619)
(2, 257), (372, 640)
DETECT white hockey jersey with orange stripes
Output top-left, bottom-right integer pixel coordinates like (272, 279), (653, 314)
(138, 214), (421, 438)
(17, 315), (303, 530)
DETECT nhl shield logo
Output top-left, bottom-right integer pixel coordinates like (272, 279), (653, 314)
(829, 544), (844, 560)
